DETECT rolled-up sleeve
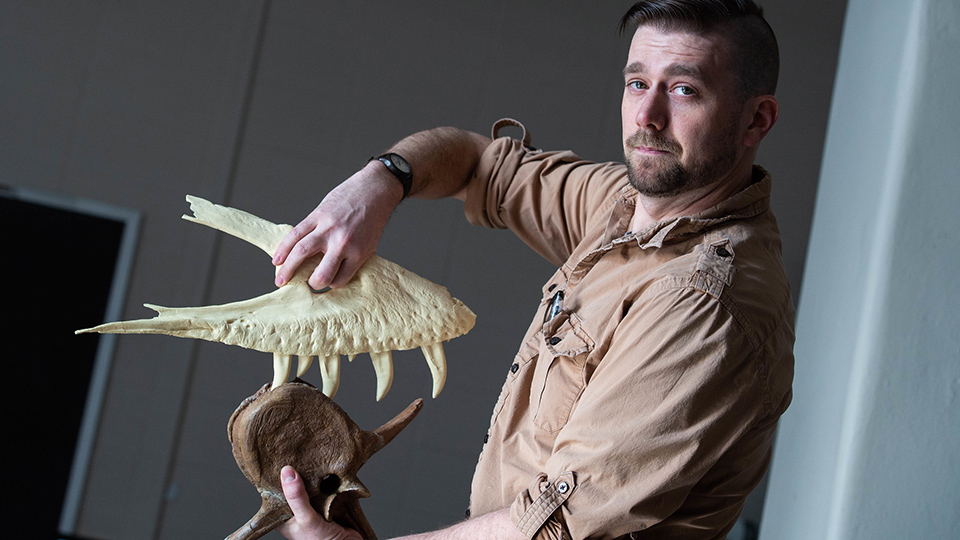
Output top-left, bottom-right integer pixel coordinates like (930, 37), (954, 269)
(512, 286), (784, 539)
(464, 121), (626, 266)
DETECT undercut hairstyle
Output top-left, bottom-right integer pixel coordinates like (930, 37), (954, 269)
(619, 0), (780, 101)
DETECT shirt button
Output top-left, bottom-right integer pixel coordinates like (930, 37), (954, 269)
(510, 363), (519, 374)
(557, 481), (570, 494)
(548, 336), (562, 346)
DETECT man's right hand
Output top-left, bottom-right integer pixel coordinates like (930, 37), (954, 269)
(272, 160), (404, 290)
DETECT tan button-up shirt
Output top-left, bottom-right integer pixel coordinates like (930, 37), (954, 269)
(463, 123), (795, 540)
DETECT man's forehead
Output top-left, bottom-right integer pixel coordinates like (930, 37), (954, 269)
(624, 25), (730, 78)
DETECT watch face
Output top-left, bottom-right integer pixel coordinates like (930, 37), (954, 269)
(389, 153), (411, 174)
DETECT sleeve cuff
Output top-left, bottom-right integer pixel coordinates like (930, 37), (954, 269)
(509, 472), (577, 540)
(464, 118), (533, 230)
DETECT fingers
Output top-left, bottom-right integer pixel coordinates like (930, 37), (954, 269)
(275, 223), (373, 291)
(273, 218), (318, 267)
(274, 166), (398, 290)
(327, 255), (366, 290)
(274, 224), (316, 285)
(308, 252), (343, 291)
(275, 226), (326, 288)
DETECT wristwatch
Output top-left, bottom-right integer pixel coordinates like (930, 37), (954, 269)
(373, 153), (413, 198)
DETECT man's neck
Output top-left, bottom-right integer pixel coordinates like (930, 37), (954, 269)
(629, 162), (755, 232)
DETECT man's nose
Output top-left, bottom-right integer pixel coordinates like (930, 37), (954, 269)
(636, 91), (667, 131)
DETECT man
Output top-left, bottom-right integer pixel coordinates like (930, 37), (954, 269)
(271, 1), (793, 538)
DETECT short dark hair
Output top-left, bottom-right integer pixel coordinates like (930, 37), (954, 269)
(619, 0), (779, 100)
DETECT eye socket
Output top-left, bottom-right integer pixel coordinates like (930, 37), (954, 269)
(319, 474), (341, 494)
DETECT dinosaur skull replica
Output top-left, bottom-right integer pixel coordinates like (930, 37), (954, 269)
(77, 195), (476, 400)
(76, 196), (476, 539)
(227, 378), (422, 540)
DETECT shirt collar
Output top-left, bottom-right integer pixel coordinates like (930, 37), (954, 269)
(612, 166), (772, 249)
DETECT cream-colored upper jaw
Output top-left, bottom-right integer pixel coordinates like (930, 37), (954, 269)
(77, 195), (476, 401)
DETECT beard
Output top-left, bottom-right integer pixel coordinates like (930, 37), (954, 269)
(624, 125), (739, 198)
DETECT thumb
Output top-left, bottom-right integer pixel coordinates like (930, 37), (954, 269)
(281, 466), (318, 519)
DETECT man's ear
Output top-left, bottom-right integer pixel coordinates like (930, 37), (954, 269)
(742, 95), (779, 148)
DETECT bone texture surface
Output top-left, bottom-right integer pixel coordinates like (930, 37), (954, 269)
(226, 378), (423, 540)
(77, 195), (476, 400)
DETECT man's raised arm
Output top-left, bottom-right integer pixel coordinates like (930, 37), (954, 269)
(272, 127), (492, 290)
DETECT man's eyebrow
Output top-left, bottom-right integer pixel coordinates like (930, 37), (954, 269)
(664, 63), (706, 81)
(622, 61), (645, 78)
(622, 61), (707, 81)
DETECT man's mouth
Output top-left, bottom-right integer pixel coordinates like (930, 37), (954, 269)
(625, 131), (681, 156)
(635, 145), (671, 155)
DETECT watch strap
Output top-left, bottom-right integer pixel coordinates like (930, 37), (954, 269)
(371, 153), (413, 198)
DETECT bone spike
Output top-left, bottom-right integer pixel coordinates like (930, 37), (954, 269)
(272, 353), (291, 389)
(421, 343), (447, 398)
(296, 355), (314, 377)
(183, 194), (291, 257)
(366, 399), (424, 458)
(338, 476), (371, 498)
(318, 355), (341, 398)
(369, 351), (394, 401)
(319, 476), (371, 521)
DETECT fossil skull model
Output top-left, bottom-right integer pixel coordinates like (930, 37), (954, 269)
(77, 195), (476, 400)
(227, 378), (422, 540)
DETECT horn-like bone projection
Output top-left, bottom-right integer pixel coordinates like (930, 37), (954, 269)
(226, 378), (423, 540)
(77, 195), (476, 400)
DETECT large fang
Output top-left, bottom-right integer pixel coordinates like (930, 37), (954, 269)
(421, 343), (447, 398)
(296, 355), (314, 377)
(369, 351), (394, 402)
(318, 355), (341, 398)
(272, 353), (291, 389)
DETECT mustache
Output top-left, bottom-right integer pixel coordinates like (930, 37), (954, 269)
(626, 131), (681, 154)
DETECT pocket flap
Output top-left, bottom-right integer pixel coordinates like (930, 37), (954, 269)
(543, 312), (594, 357)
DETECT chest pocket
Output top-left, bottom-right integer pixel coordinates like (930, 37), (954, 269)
(531, 310), (595, 433)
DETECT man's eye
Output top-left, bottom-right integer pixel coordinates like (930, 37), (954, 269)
(673, 85), (696, 96)
(627, 81), (647, 90)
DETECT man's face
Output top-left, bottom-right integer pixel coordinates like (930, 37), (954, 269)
(621, 25), (747, 198)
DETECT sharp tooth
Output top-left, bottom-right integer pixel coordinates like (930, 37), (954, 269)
(296, 355), (314, 377)
(272, 353), (292, 389)
(347, 354), (357, 362)
(421, 343), (447, 398)
(319, 355), (341, 398)
(369, 351), (394, 401)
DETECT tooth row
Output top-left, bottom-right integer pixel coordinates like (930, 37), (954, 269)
(268, 344), (448, 401)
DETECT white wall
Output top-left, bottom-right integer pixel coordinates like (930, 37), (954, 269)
(0, 1), (845, 538)
(761, 0), (960, 538)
